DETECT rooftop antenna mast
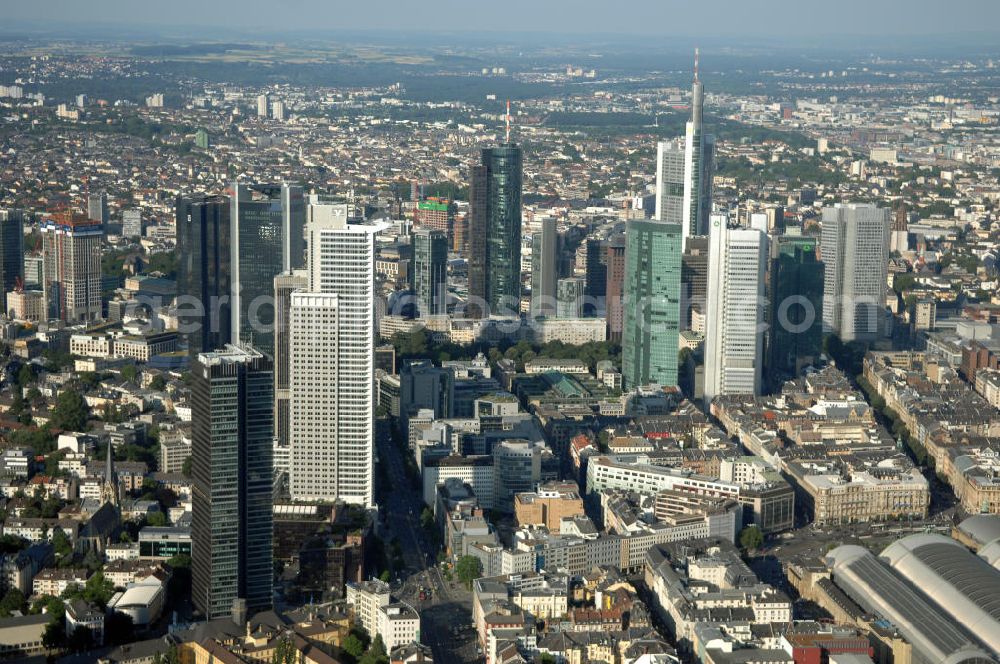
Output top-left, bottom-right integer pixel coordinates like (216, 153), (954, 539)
(694, 47), (700, 82)
(505, 99), (511, 143)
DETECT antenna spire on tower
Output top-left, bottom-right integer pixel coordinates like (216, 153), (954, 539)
(505, 99), (511, 143)
(694, 48), (700, 82)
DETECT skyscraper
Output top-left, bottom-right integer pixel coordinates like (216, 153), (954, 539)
(482, 144), (523, 316)
(256, 94), (269, 118)
(176, 194), (231, 356)
(656, 51), (714, 244)
(87, 191), (109, 229)
(766, 236), (824, 388)
(681, 236), (709, 331)
(191, 345), (273, 620)
(412, 228), (448, 317)
(273, 269), (307, 447)
(122, 209), (142, 239)
(415, 197), (455, 246)
(605, 234), (627, 343)
(622, 219), (683, 389)
(0, 209), (25, 316)
(530, 218), (557, 318)
(40, 211), (102, 323)
(704, 217), (767, 405)
(683, 50), (714, 241)
(289, 201), (388, 507)
(231, 182), (305, 356)
(466, 165), (488, 319)
(556, 277), (585, 319)
(654, 139), (685, 226)
(584, 238), (607, 316)
(821, 204), (890, 343)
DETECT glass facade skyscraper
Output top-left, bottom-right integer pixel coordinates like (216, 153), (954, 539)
(0, 209), (24, 316)
(191, 345), (273, 620)
(231, 182), (305, 357)
(412, 228), (448, 317)
(482, 144), (523, 316)
(767, 236), (824, 388)
(622, 219), (683, 389)
(176, 194), (231, 357)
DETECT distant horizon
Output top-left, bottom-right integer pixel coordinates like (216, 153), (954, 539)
(4, 0), (1000, 48)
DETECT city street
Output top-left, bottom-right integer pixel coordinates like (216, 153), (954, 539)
(376, 426), (477, 663)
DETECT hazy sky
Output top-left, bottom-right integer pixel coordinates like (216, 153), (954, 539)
(6, 0), (1000, 38)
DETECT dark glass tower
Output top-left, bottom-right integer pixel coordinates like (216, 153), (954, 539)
(191, 345), (273, 620)
(466, 165), (488, 319)
(767, 236), (824, 389)
(412, 228), (448, 317)
(231, 182), (305, 357)
(482, 144), (523, 316)
(176, 194), (231, 356)
(0, 209), (25, 315)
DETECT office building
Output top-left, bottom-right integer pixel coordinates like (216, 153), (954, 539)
(191, 346), (273, 620)
(704, 217), (767, 405)
(176, 194), (231, 356)
(412, 228), (448, 317)
(0, 210), (24, 315)
(273, 270), (307, 447)
(122, 209), (142, 239)
(655, 52), (714, 244)
(289, 204), (389, 507)
(584, 238), (607, 315)
(271, 99), (285, 121)
(622, 219), (682, 389)
(556, 277), (585, 319)
(87, 192), (109, 228)
(256, 94), (269, 118)
(231, 182), (305, 356)
(40, 211), (102, 323)
(681, 236), (709, 331)
(530, 218), (557, 319)
(415, 197), (455, 246)
(466, 164), (488, 319)
(767, 235), (823, 387)
(821, 204), (890, 343)
(482, 144), (523, 316)
(605, 234), (626, 343)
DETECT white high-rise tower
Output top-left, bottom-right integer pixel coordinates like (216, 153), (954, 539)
(704, 214), (767, 406)
(288, 199), (389, 507)
(821, 203), (890, 343)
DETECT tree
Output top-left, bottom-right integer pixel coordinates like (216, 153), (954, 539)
(181, 455), (193, 478)
(68, 625), (92, 652)
(539, 654), (557, 664)
(342, 634), (366, 659)
(419, 507), (435, 531)
(739, 525), (764, 553)
(51, 390), (89, 432)
(455, 555), (482, 589)
(0, 589), (26, 617)
(147, 511), (168, 527)
(378, 570), (391, 583)
(271, 635), (296, 664)
(104, 611), (135, 645)
(359, 633), (389, 664)
(149, 375), (167, 391)
(121, 365), (138, 384)
(17, 364), (35, 388)
(152, 645), (181, 664)
(52, 528), (72, 560)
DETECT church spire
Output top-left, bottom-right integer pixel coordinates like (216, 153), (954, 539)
(102, 443), (119, 507)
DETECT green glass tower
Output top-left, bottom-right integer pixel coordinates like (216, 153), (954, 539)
(412, 228), (448, 317)
(622, 219), (683, 389)
(482, 144), (522, 316)
(767, 236), (824, 389)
